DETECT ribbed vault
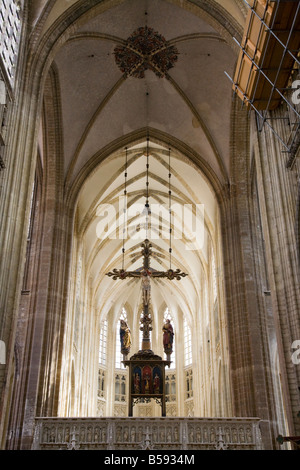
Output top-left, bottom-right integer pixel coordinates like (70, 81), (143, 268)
(37, 0), (238, 189)
(37, 0), (235, 419)
(36, 0), (236, 325)
(75, 138), (218, 326)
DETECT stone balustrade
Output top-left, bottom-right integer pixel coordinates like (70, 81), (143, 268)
(32, 417), (263, 450)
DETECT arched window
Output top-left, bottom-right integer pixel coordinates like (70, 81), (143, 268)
(99, 319), (108, 366)
(184, 317), (193, 410)
(184, 318), (192, 367)
(0, 0), (23, 84)
(212, 250), (217, 301)
(115, 308), (128, 369)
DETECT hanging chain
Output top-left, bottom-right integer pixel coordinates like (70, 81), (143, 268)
(122, 147), (128, 271)
(168, 147), (172, 270)
(145, 137), (150, 239)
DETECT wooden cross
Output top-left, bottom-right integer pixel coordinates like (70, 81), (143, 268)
(106, 239), (188, 351)
(106, 238), (188, 282)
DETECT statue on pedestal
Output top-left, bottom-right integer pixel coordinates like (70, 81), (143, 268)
(120, 319), (131, 356)
(162, 319), (174, 357)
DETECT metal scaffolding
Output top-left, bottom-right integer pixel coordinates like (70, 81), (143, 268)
(225, 0), (300, 169)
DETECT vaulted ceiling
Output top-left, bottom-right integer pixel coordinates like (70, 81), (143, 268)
(48, 0), (241, 186)
(36, 0), (247, 322)
(76, 140), (217, 323)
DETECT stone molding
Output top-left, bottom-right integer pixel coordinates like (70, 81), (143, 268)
(32, 416), (263, 450)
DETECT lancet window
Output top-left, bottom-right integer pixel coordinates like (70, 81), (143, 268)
(99, 319), (108, 366)
(184, 318), (192, 367)
(212, 250), (217, 302)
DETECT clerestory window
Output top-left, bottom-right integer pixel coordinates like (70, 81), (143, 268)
(99, 319), (108, 366)
(184, 317), (192, 367)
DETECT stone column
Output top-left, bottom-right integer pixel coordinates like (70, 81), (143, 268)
(252, 110), (300, 438)
(219, 99), (280, 449)
(0, 62), (41, 451)
(6, 67), (73, 449)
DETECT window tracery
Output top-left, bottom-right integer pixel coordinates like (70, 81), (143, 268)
(0, 0), (23, 84)
(99, 319), (107, 366)
(184, 318), (192, 367)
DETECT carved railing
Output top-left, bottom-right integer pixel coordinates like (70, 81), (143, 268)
(32, 417), (263, 450)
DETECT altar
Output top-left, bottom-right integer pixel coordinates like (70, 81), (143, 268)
(107, 237), (185, 417)
(123, 349), (170, 417)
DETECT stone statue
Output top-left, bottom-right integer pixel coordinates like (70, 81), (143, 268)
(162, 318), (174, 355)
(120, 319), (131, 355)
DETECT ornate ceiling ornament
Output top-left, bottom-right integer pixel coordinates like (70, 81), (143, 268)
(114, 26), (179, 79)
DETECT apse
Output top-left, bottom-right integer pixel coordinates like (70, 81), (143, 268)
(58, 138), (231, 418)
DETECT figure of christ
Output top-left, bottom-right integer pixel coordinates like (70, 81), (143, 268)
(141, 269), (151, 306)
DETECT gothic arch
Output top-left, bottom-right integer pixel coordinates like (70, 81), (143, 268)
(67, 128), (225, 212)
(22, 0), (242, 125)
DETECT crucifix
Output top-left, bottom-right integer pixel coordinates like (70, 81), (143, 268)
(105, 141), (188, 416)
(106, 238), (188, 417)
(106, 238), (188, 282)
(106, 238), (187, 353)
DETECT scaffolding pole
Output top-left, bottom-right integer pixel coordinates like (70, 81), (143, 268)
(225, 0), (300, 167)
